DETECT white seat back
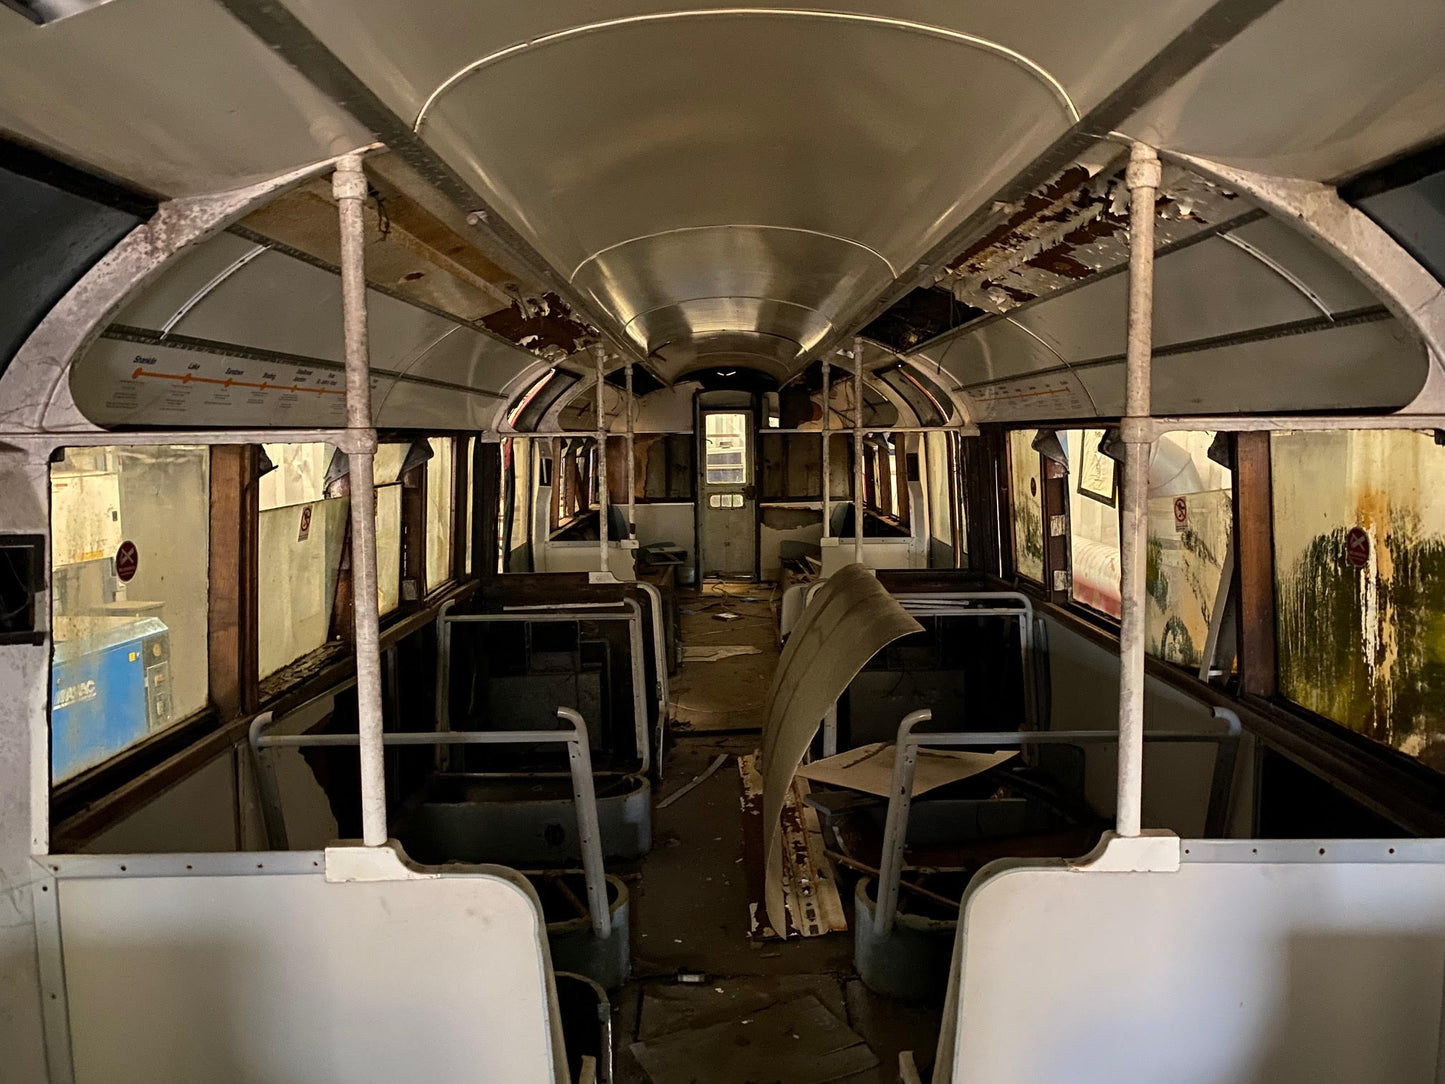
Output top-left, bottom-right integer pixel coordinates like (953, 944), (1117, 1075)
(39, 845), (566, 1084)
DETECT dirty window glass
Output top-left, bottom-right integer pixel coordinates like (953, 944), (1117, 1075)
(1273, 430), (1445, 766)
(49, 446), (209, 782)
(1145, 432), (1232, 669)
(376, 480), (402, 616)
(425, 437), (454, 592)
(1062, 430), (1232, 668)
(704, 413), (749, 485)
(258, 443), (347, 678)
(507, 437), (531, 569)
(1065, 429), (1121, 616)
(1009, 429), (1044, 582)
(464, 437), (475, 575)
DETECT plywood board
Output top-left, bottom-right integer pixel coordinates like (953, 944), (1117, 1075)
(796, 743), (1017, 799)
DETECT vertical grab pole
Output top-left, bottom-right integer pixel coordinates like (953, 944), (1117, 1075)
(334, 154), (389, 847)
(625, 358), (636, 543)
(593, 343), (609, 573)
(1114, 142), (1160, 839)
(821, 353), (832, 539)
(852, 336), (865, 566)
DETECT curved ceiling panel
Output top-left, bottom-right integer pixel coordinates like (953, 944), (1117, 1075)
(921, 318), (1066, 390)
(570, 224), (892, 344)
(630, 296), (831, 364)
(421, 19), (1067, 274)
(1075, 319), (1428, 417)
(651, 328), (804, 384)
(283, 1), (1216, 140)
(1121, 0), (1445, 181)
(410, 13), (1073, 374)
(1010, 235), (1327, 363)
(0, 0), (369, 197)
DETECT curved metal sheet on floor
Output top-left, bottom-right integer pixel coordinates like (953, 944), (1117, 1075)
(760, 564), (921, 935)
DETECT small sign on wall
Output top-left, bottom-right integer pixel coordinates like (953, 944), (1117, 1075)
(1173, 497), (1189, 534)
(298, 503), (313, 542)
(1345, 525), (1370, 569)
(114, 540), (138, 582)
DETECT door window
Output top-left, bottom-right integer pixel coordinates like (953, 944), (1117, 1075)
(704, 413), (749, 485)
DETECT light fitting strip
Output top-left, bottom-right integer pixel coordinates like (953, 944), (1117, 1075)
(413, 9), (1079, 133)
(159, 242), (270, 338)
(569, 222), (898, 282)
(1219, 230), (1334, 319)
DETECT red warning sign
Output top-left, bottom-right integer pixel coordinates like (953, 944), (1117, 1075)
(115, 540), (139, 583)
(1345, 526), (1371, 569)
(1173, 496), (1189, 533)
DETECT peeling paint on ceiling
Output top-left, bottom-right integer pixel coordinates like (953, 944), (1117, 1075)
(936, 159), (1243, 317)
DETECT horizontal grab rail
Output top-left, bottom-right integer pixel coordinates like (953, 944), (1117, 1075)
(248, 706), (611, 940)
(873, 707), (1243, 934)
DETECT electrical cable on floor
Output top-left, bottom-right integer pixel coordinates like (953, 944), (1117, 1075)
(657, 753), (730, 808)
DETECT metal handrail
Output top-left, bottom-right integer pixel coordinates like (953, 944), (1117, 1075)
(250, 704), (610, 939)
(632, 580), (670, 779)
(872, 706), (1244, 935)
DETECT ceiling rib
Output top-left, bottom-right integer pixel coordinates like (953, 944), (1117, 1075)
(1219, 231), (1334, 318)
(412, 8), (1079, 133)
(835, 0), (1292, 365)
(570, 223), (898, 284)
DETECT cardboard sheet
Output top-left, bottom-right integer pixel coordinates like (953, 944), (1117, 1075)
(796, 742), (1017, 798)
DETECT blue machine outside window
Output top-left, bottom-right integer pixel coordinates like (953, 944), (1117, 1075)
(49, 446), (209, 781)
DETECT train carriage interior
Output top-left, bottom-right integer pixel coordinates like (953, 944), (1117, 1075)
(4, 1), (1445, 1081)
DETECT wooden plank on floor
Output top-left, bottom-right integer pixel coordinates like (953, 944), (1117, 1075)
(739, 754), (847, 939)
(629, 994), (878, 1084)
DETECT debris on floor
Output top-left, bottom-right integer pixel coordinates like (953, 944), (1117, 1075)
(628, 994), (878, 1084)
(657, 753), (731, 809)
(739, 754), (847, 939)
(682, 645), (763, 662)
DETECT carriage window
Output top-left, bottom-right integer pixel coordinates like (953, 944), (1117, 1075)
(464, 437), (475, 575)
(374, 442), (408, 616)
(1144, 431), (1232, 669)
(258, 443), (347, 678)
(1009, 429), (1044, 582)
(1065, 429), (1121, 616)
(1272, 430), (1445, 767)
(49, 445), (209, 782)
(1061, 429), (1232, 669)
(425, 436), (454, 592)
(506, 437), (532, 570)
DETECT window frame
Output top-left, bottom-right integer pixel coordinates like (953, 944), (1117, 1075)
(987, 422), (1445, 829)
(49, 430), (478, 846)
